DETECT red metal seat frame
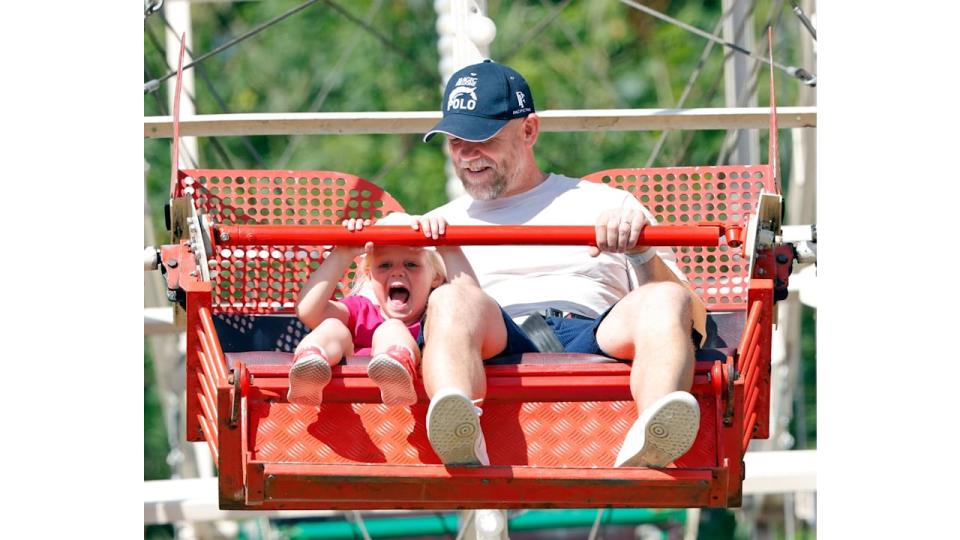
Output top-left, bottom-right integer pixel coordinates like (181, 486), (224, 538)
(156, 34), (781, 509)
(162, 164), (777, 510)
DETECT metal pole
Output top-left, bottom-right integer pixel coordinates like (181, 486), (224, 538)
(721, 0), (760, 165)
(212, 224), (726, 247)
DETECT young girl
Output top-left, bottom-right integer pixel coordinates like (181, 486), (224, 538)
(288, 215), (474, 407)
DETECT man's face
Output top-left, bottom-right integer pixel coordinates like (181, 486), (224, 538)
(446, 119), (527, 201)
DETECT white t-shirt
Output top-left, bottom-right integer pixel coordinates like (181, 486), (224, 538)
(431, 173), (685, 318)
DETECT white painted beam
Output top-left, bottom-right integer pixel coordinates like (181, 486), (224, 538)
(144, 106), (816, 138)
(144, 477), (405, 524)
(144, 307), (178, 335)
(742, 449), (817, 495)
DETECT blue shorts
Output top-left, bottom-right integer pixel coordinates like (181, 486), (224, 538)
(416, 308), (539, 355)
(423, 303), (703, 361)
(494, 307), (613, 359)
(497, 304), (704, 360)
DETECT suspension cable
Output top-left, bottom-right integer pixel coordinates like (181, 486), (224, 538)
(715, 0), (786, 166)
(144, 0), (163, 19)
(645, 16), (725, 167)
(276, 0), (385, 169)
(789, 0), (817, 40)
(319, 0), (436, 80)
(156, 15), (266, 168)
(501, 0), (575, 62)
(144, 0), (324, 94)
(646, 0), (758, 166)
(618, 0), (815, 86)
(145, 22), (240, 168)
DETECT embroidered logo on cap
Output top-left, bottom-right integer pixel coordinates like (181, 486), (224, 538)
(446, 75), (479, 112)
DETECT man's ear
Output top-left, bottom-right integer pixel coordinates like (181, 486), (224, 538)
(522, 113), (540, 147)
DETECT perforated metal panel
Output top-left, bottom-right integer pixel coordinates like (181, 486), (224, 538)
(182, 169), (406, 315)
(584, 166), (775, 310)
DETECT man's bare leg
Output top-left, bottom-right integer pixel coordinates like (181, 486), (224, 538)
(420, 283), (508, 465)
(596, 281), (705, 467)
(420, 283), (508, 399)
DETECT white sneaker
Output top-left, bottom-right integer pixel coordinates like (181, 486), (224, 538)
(426, 389), (490, 466)
(287, 353), (332, 407)
(614, 391), (700, 467)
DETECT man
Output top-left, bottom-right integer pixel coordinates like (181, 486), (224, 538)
(415, 60), (707, 468)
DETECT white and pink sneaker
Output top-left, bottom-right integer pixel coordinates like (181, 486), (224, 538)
(287, 346), (332, 407)
(367, 345), (419, 406)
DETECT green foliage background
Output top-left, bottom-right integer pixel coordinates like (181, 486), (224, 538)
(145, 0), (804, 222)
(144, 1), (815, 535)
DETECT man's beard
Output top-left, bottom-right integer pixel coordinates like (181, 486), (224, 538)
(457, 158), (511, 201)
(460, 174), (507, 201)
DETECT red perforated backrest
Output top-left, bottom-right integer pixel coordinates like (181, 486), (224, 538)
(183, 169), (406, 315)
(583, 166), (776, 310)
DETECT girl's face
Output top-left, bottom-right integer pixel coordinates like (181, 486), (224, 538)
(367, 246), (443, 324)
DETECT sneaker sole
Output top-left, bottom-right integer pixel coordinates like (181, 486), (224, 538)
(427, 393), (482, 465)
(287, 356), (331, 407)
(368, 355), (417, 406)
(620, 395), (700, 467)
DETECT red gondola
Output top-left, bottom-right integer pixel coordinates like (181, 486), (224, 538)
(149, 35), (792, 510)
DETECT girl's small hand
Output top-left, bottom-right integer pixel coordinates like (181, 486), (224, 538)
(409, 213), (447, 240)
(343, 218), (373, 232)
(337, 218), (373, 257)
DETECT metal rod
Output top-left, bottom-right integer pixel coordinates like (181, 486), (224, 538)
(789, 0), (817, 40)
(196, 332), (220, 389)
(743, 340), (763, 405)
(195, 372), (218, 433)
(743, 411), (758, 452)
(197, 412), (220, 463)
(146, 0), (323, 93)
(619, 0), (816, 86)
(213, 224), (723, 247)
(736, 300), (764, 380)
(199, 307), (229, 381)
(196, 350), (220, 421)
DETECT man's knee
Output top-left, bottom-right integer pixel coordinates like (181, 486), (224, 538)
(625, 281), (693, 318)
(427, 283), (491, 318)
(424, 283), (506, 352)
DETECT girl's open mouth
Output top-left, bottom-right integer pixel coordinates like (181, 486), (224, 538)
(388, 286), (410, 307)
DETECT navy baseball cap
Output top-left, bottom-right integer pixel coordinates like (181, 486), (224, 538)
(423, 60), (535, 143)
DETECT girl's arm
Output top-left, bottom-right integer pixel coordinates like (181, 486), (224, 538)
(295, 248), (355, 328)
(295, 219), (371, 328)
(409, 213), (479, 287)
(436, 245), (479, 287)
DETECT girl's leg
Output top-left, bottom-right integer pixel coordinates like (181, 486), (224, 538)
(288, 319), (354, 406)
(368, 319), (419, 406)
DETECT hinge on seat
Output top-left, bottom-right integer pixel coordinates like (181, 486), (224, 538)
(229, 368), (242, 428)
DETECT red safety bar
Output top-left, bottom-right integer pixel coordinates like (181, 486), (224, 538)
(212, 223), (734, 248)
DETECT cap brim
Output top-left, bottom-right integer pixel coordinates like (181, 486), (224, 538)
(422, 114), (509, 143)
